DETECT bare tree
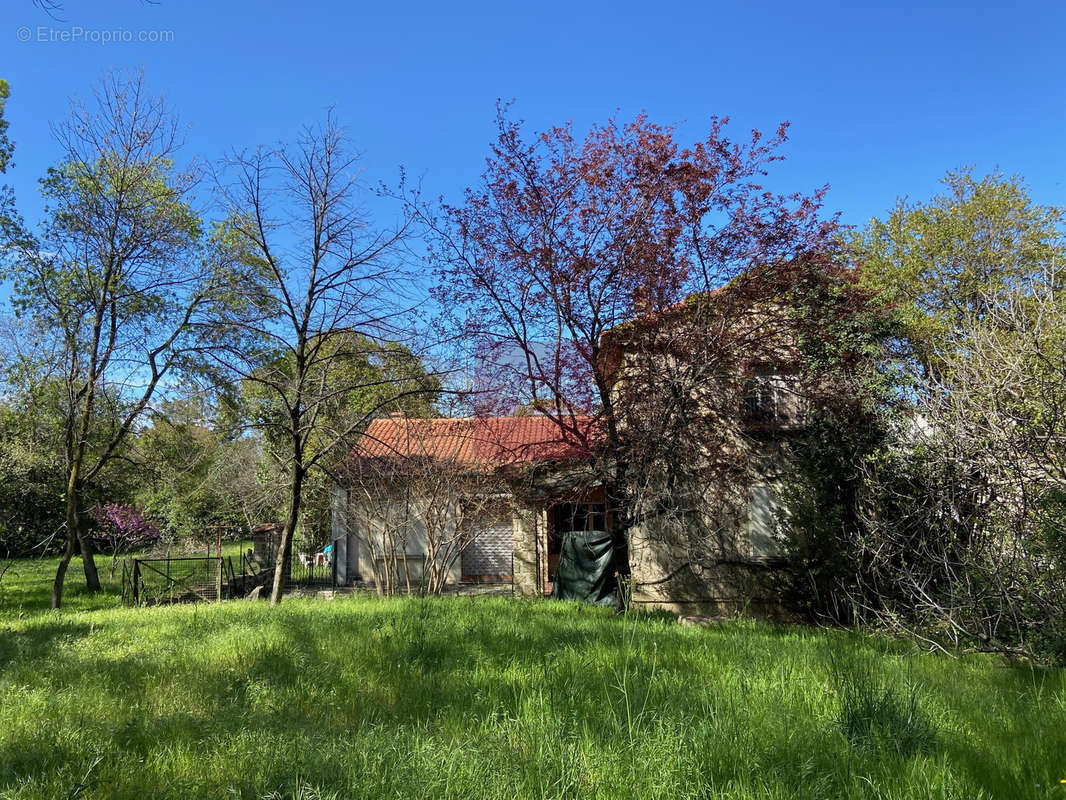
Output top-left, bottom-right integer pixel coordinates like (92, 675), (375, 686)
(416, 460), (499, 595)
(345, 468), (416, 595)
(208, 436), (282, 534)
(31, 0), (158, 20)
(2, 71), (219, 608)
(211, 115), (432, 605)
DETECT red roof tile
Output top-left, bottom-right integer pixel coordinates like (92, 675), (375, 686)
(350, 415), (596, 470)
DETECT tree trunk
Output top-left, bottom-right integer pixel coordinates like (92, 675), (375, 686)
(78, 522), (101, 592)
(52, 477), (81, 608)
(605, 472), (633, 608)
(270, 464), (303, 606)
(600, 394), (632, 605)
(51, 515), (77, 609)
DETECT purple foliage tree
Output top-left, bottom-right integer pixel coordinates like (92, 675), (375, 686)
(88, 504), (162, 576)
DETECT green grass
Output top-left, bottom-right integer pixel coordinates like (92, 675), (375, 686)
(1, 557), (1065, 799)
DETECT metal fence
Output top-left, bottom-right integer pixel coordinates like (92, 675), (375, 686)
(121, 542), (514, 605)
(290, 557), (333, 587)
(122, 555), (236, 605)
(239, 550), (334, 591)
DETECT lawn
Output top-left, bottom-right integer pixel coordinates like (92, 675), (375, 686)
(0, 557), (1064, 800)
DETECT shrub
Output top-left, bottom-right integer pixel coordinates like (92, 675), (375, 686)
(87, 503), (162, 554)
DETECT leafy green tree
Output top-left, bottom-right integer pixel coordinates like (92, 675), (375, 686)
(134, 406), (227, 542)
(0, 79), (12, 175)
(858, 167), (1066, 380)
(0, 360), (140, 557)
(818, 169), (1066, 660)
(0, 384), (66, 556)
(0, 79), (21, 257)
(1, 72), (222, 608)
(130, 392), (281, 543)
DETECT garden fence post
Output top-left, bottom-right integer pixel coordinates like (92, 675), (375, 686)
(216, 526), (223, 602)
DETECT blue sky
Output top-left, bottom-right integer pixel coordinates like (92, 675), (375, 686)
(4, 0), (1065, 239)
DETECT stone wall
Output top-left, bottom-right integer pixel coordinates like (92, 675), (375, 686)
(512, 504), (543, 596)
(627, 497), (787, 617)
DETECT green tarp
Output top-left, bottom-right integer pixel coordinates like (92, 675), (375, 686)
(550, 530), (619, 605)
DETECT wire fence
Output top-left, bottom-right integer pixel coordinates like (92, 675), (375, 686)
(122, 536), (515, 606)
(122, 556), (236, 605)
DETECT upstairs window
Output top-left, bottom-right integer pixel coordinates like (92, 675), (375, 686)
(743, 366), (797, 427)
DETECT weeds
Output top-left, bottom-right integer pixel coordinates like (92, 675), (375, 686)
(0, 557), (1063, 799)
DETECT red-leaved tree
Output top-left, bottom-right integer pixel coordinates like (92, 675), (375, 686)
(418, 105), (842, 583)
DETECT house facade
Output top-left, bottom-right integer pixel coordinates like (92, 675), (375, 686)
(598, 291), (807, 614)
(333, 291), (809, 612)
(332, 415), (602, 595)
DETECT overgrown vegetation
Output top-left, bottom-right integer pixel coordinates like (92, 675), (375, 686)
(779, 169), (1066, 664)
(1, 557), (1065, 800)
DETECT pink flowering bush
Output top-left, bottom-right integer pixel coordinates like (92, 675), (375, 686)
(88, 503), (162, 555)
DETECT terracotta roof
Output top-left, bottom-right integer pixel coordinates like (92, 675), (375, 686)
(349, 415), (596, 471)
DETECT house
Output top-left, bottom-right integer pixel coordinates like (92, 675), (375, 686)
(333, 286), (812, 612)
(332, 415), (603, 596)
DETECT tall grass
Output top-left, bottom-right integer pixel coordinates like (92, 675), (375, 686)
(1, 557), (1064, 799)
(830, 651), (938, 759)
